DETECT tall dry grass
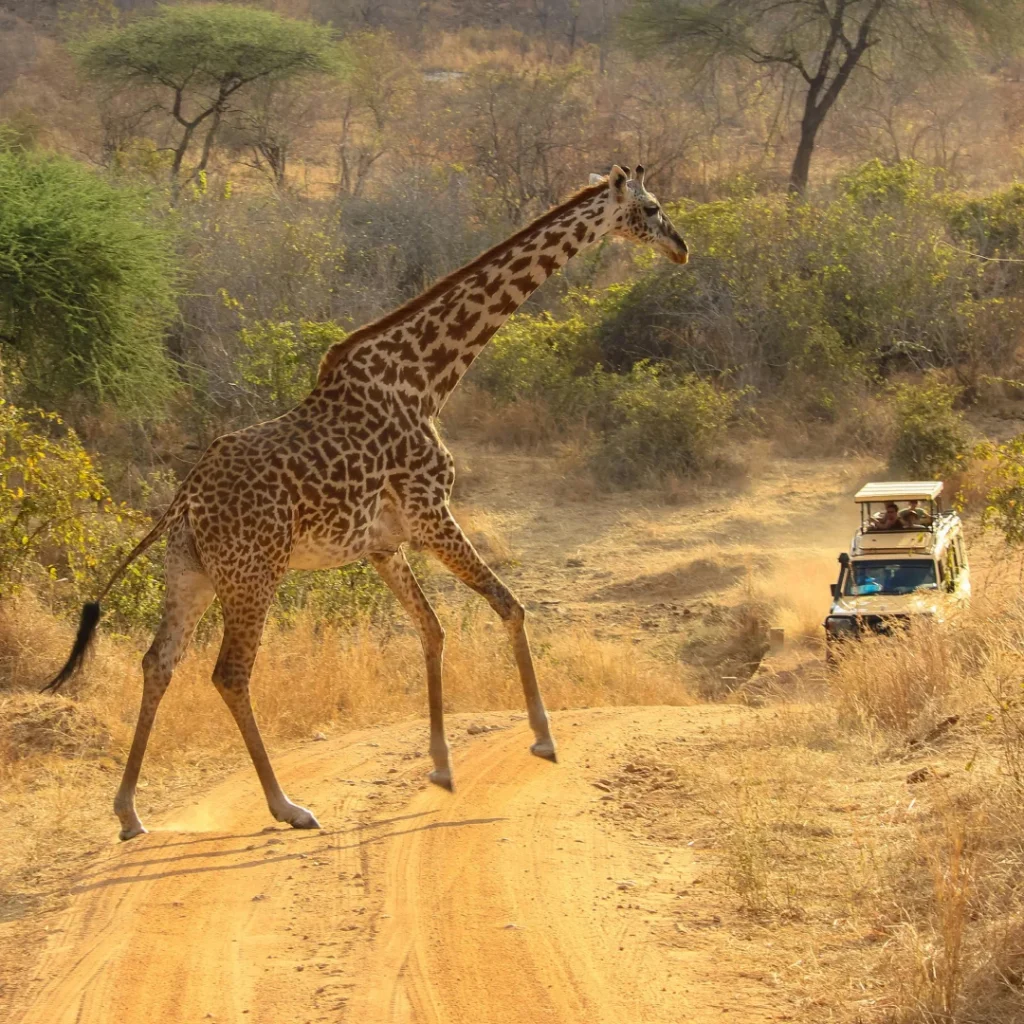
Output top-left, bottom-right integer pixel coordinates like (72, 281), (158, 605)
(703, 603), (1024, 1023)
(830, 606), (1024, 1024)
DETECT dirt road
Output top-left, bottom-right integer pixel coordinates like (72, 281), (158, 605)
(8, 705), (775, 1024)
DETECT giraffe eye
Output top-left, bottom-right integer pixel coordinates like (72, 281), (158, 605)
(644, 205), (659, 216)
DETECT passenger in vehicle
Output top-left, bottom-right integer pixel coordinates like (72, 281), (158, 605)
(870, 502), (903, 531)
(899, 499), (932, 528)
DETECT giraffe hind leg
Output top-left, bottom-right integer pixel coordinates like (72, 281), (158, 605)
(114, 562), (215, 840)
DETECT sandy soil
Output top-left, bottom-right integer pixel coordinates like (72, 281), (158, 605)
(6, 705), (787, 1024)
(449, 443), (873, 649)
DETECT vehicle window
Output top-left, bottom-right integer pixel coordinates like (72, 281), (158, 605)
(843, 559), (938, 597)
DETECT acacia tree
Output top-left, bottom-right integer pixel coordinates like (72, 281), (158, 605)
(620, 0), (1023, 193)
(223, 78), (323, 188)
(74, 5), (339, 184)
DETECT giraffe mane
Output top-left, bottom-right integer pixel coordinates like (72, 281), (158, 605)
(317, 180), (608, 382)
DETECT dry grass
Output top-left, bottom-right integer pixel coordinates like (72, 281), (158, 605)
(457, 508), (518, 567)
(826, 617), (975, 737)
(622, 602), (1024, 1023)
(443, 390), (566, 451)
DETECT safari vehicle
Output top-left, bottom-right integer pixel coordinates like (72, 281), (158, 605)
(824, 481), (970, 652)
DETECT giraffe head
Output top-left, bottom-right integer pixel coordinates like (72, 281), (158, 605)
(591, 164), (689, 265)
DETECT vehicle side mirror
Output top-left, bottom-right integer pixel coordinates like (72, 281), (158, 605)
(830, 583), (839, 599)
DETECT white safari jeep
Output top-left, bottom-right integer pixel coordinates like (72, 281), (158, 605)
(824, 481), (969, 651)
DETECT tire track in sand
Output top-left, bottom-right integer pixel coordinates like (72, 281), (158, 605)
(11, 707), (767, 1024)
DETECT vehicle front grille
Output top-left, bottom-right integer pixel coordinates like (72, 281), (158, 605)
(858, 614), (910, 636)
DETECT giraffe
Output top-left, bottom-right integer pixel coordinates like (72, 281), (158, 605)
(42, 164), (689, 840)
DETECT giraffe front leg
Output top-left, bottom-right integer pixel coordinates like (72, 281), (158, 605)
(370, 551), (453, 790)
(423, 514), (556, 763)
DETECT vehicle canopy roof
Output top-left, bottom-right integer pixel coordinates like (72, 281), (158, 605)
(854, 481), (943, 504)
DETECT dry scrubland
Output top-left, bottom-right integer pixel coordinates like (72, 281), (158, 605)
(5, 2), (1024, 1018)
(2, 447), (1023, 1022)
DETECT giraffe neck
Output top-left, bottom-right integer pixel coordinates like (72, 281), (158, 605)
(316, 184), (613, 415)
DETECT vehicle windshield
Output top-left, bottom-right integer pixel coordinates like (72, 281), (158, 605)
(844, 559), (938, 597)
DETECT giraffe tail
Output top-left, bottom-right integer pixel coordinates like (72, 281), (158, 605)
(40, 601), (102, 693)
(40, 495), (187, 693)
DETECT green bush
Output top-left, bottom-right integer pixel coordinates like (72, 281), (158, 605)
(0, 139), (179, 414)
(835, 158), (941, 209)
(469, 306), (618, 425)
(786, 325), (872, 423)
(944, 182), (1024, 260)
(237, 318), (347, 414)
(0, 400), (108, 597)
(887, 380), (969, 478)
(589, 160), (1018, 395)
(592, 363), (738, 486)
(0, 398), (165, 630)
(978, 435), (1024, 548)
(272, 563), (394, 628)
(469, 310), (584, 405)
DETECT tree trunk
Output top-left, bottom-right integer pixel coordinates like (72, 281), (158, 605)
(788, 112), (821, 195)
(170, 126), (194, 181)
(192, 104), (224, 181)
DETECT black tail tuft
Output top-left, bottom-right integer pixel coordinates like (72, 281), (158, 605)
(40, 601), (102, 693)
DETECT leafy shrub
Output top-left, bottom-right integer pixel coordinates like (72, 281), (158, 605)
(466, 304), (633, 438)
(786, 325), (872, 423)
(470, 311), (584, 404)
(836, 158), (940, 209)
(589, 160), (1019, 395)
(888, 380), (969, 478)
(977, 435), (1024, 548)
(273, 563), (394, 628)
(82, 514), (166, 634)
(0, 401), (107, 596)
(0, 140), (179, 414)
(944, 182), (1024, 260)
(592, 364), (737, 486)
(237, 318), (347, 414)
(0, 398), (163, 630)
(469, 308), (611, 416)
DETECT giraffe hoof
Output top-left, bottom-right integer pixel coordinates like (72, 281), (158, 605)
(429, 768), (454, 792)
(118, 824), (148, 842)
(288, 808), (321, 830)
(530, 739), (558, 763)
(275, 802), (320, 829)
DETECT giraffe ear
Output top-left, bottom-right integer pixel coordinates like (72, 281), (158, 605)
(608, 164), (629, 204)
(589, 173), (605, 185)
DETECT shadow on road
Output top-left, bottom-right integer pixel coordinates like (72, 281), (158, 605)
(71, 815), (509, 893)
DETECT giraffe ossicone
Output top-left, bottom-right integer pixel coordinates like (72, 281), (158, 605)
(42, 165), (689, 838)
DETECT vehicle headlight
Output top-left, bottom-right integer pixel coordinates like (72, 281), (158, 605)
(826, 616), (858, 636)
